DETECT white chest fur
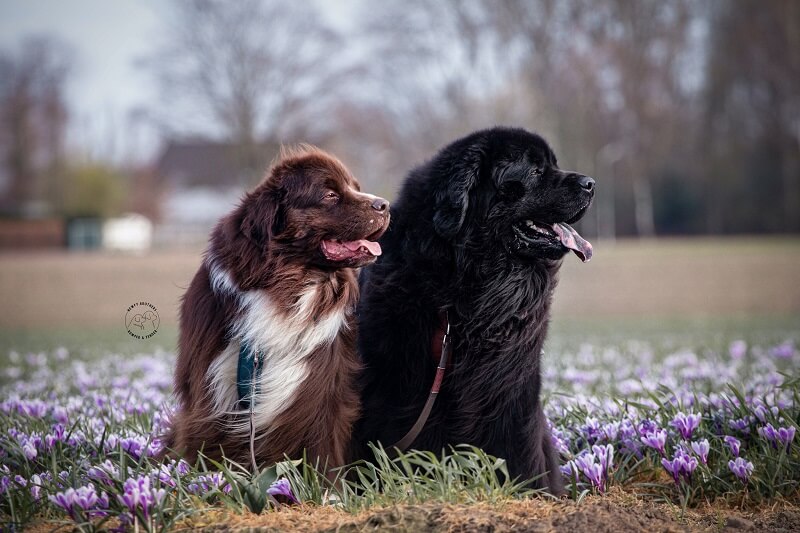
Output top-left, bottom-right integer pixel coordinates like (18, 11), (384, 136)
(205, 261), (348, 435)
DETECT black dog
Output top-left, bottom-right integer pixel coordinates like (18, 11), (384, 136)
(353, 127), (594, 493)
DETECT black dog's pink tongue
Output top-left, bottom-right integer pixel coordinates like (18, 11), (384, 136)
(551, 223), (593, 262)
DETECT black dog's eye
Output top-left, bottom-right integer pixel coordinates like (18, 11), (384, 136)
(531, 167), (543, 177)
(322, 191), (340, 203)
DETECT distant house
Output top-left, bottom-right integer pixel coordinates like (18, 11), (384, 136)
(157, 140), (280, 189)
(153, 140), (280, 247)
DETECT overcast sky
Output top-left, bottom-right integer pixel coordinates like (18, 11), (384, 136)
(0, 0), (166, 162)
(0, 0), (361, 164)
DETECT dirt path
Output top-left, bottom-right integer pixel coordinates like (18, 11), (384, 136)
(2, 238), (799, 329)
(167, 494), (800, 532)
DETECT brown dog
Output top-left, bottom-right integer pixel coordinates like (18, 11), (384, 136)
(165, 145), (389, 470)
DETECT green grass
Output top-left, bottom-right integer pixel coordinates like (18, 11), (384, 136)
(0, 326), (177, 365)
(547, 313), (800, 355)
(1, 313), (797, 364)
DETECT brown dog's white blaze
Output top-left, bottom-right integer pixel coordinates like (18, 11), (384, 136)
(164, 144), (389, 470)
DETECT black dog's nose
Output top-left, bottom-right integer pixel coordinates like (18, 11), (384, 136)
(371, 197), (389, 212)
(578, 175), (595, 192)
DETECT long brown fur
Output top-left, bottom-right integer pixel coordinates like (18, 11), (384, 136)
(164, 146), (389, 470)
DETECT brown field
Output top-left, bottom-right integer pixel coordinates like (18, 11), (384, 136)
(0, 237), (799, 330)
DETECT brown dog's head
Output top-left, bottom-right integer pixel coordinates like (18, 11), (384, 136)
(223, 145), (389, 282)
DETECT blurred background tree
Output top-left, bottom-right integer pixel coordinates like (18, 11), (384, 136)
(0, 36), (72, 218)
(1, 0), (798, 238)
(60, 163), (127, 218)
(703, 0), (800, 234)
(143, 0), (349, 187)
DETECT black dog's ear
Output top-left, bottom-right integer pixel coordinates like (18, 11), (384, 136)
(432, 145), (484, 238)
(240, 187), (285, 247)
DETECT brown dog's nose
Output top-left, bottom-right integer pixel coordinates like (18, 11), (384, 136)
(371, 197), (389, 212)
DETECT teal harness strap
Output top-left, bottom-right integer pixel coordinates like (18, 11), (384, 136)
(237, 340), (263, 408)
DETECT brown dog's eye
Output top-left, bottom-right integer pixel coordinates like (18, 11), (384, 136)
(323, 191), (340, 203)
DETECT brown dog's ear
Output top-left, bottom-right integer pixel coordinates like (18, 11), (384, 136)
(240, 187), (285, 248)
(432, 144), (484, 239)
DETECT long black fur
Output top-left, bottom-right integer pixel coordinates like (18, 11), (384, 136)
(353, 127), (595, 494)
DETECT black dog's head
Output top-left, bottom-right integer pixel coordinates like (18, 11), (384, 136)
(427, 127), (594, 262)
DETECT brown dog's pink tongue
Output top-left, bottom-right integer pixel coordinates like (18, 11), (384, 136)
(551, 223), (593, 262)
(342, 240), (382, 256)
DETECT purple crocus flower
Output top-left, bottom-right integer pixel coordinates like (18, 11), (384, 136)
(639, 419), (660, 435)
(618, 419), (643, 458)
(52, 423), (66, 441)
(661, 448), (698, 485)
(729, 340), (747, 360)
(18, 399), (48, 417)
(728, 417), (751, 434)
(49, 484), (110, 521)
(87, 460), (119, 486)
(573, 453), (600, 486)
(661, 456), (682, 484)
(778, 426), (797, 450)
(560, 462), (579, 481)
(120, 437), (146, 460)
(728, 457), (754, 483)
(679, 450), (698, 480)
(550, 429), (570, 456)
(187, 472), (231, 495)
(173, 459), (191, 477)
(49, 490), (77, 520)
(690, 439), (710, 464)
(267, 478), (298, 504)
(571, 448), (612, 494)
(52, 406), (69, 425)
(592, 444), (615, 473)
(670, 412), (702, 440)
(724, 436), (741, 457)
(152, 464), (176, 488)
(753, 403), (779, 423)
(583, 462), (605, 490)
(758, 424), (796, 451)
(640, 428), (667, 456)
(602, 422), (620, 441)
(757, 424), (777, 442)
(117, 475), (166, 522)
(770, 340), (795, 359)
(29, 474), (42, 501)
(22, 442), (37, 461)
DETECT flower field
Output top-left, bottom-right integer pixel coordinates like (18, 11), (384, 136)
(1, 326), (798, 531)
